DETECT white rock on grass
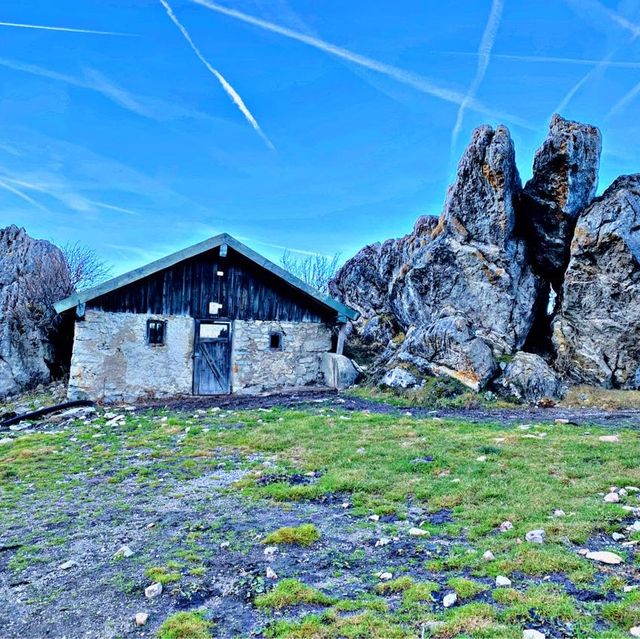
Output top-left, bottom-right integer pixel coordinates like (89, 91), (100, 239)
(375, 538), (391, 547)
(553, 509), (566, 517)
(263, 546), (277, 556)
(379, 572), (393, 581)
(604, 492), (620, 503)
(525, 529), (545, 544)
(266, 567), (278, 580)
(408, 527), (428, 537)
(599, 435), (620, 443)
(442, 592), (457, 608)
(369, 514), (380, 522)
(59, 560), (75, 570)
(612, 533), (626, 541)
(628, 521), (640, 532)
(496, 575), (512, 587)
(483, 550), (495, 561)
(113, 545), (134, 559)
(499, 521), (513, 532)
(144, 582), (163, 599)
(585, 551), (624, 565)
(523, 630), (546, 639)
(135, 613), (149, 627)
(630, 627), (640, 638)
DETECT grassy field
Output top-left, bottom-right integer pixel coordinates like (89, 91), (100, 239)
(1, 400), (639, 638)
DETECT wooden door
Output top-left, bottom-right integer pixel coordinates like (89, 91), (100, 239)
(193, 321), (231, 395)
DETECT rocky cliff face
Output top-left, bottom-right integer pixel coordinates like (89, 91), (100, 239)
(0, 225), (72, 398)
(331, 115), (628, 398)
(553, 175), (640, 388)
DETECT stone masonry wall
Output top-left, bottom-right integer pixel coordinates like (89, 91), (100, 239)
(232, 320), (332, 393)
(68, 310), (194, 402)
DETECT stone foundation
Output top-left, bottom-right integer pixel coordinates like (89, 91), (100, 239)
(68, 311), (194, 402)
(231, 320), (332, 393)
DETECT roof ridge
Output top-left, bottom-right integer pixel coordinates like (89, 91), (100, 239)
(53, 233), (358, 321)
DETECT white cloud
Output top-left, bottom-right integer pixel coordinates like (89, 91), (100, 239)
(0, 56), (234, 125)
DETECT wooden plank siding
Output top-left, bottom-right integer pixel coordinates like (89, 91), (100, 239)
(86, 247), (334, 323)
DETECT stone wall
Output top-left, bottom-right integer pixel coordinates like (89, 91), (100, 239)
(232, 320), (332, 393)
(68, 310), (194, 402)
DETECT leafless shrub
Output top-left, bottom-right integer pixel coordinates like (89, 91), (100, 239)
(281, 250), (341, 294)
(62, 242), (112, 291)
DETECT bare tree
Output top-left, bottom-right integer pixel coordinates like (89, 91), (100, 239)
(281, 250), (341, 294)
(62, 242), (112, 291)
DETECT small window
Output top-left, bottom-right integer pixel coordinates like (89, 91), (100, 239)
(147, 319), (166, 345)
(269, 331), (284, 351)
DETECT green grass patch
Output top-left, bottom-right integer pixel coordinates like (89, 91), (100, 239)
(492, 584), (578, 623)
(602, 590), (640, 629)
(446, 577), (489, 600)
(255, 578), (335, 609)
(145, 564), (182, 585)
(262, 523), (320, 546)
(157, 611), (212, 639)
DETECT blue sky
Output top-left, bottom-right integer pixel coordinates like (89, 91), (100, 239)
(1, 0), (640, 275)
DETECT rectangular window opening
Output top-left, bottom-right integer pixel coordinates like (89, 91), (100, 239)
(147, 319), (166, 345)
(269, 331), (284, 351)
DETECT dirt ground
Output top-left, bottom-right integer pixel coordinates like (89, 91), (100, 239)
(140, 388), (640, 429)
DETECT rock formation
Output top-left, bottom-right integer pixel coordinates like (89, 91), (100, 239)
(552, 175), (640, 388)
(331, 115), (622, 399)
(332, 215), (438, 359)
(332, 125), (541, 390)
(0, 225), (72, 398)
(520, 115), (602, 288)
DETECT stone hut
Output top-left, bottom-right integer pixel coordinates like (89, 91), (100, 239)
(54, 234), (358, 402)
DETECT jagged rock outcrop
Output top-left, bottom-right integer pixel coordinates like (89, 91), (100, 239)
(332, 125), (541, 389)
(332, 116), (638, 398)
(520, 114), (601, 288)
(0, 225), (72, 398)
(552, 175), (640, 388)
(331, 215), (438, 351)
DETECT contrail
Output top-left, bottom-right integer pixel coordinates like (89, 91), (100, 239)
(440, 51), (640, 68)
(450, 0), (504, 157)
(159, 0), (275, 150)
(592, 1), (640, 37)
(237, 235), (329, 257)
(92, 201), (142, 217)
(0, 20), (134, 36)
(0, 178), (49, 212)
(552, 20), (640, 117)
(192, 0), (531, 127)
(607, 79), (640, 118)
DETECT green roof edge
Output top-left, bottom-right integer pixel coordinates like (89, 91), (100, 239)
(53, 233), (359, 321)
